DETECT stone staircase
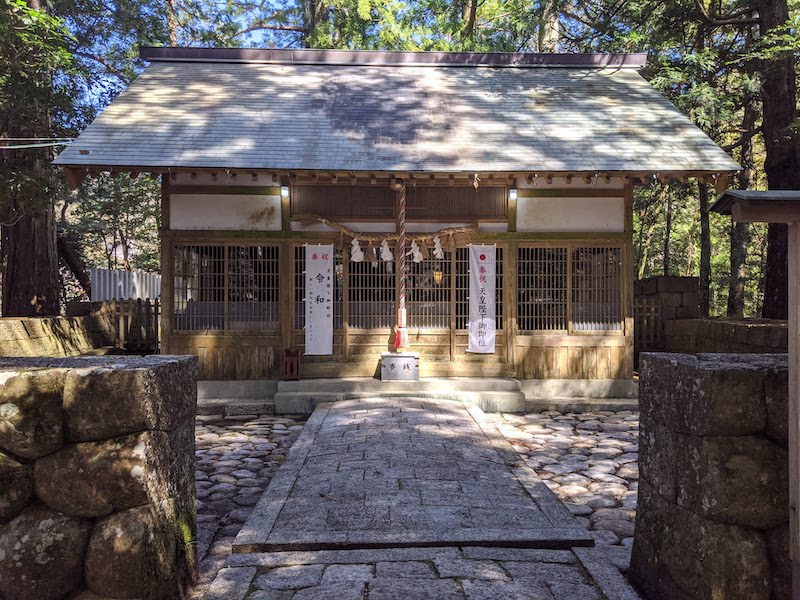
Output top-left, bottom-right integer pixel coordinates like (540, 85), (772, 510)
(197, 377), (638, 416)
(273, 377), (526, 414)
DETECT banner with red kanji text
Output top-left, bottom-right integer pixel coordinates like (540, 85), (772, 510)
(305, 244), (333, 355)
(468, 245), (496, 354)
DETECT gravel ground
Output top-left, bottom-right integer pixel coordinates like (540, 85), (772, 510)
(189, 408), (639, 597)
(489, 410), (639, 574)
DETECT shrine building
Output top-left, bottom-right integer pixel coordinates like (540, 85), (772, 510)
(55, 47), (738, 383)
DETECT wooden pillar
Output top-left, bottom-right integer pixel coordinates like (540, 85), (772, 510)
(623, 179), (635, 378)
(159, 176), (172, 354)
(343, 245), (350, 360)
(506, 242), (517, 373)
(789, 220), (800, 593)
(279, 242), (293, 353)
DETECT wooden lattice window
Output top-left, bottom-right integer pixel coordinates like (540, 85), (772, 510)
(517, 245), (622, 333)
(455, 247), (504, 330)
(293, 246), (344, 330)
(571, 246), (623, 331)
(173, 244), (280, 332)
(517, 247), (568, 332)
(348, 251), (396, 329)
(407, 251), (451, 330)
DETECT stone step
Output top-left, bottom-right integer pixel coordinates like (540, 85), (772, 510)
(197, 379), (278, 400)
(273, 389), (526, 415)
(197, 397), (275, 416)
(276, 377), (523, 393)
(524, 397), (638, 413)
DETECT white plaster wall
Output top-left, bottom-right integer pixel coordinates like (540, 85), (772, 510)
(170, 194), (281, 231)
(517, 196), (625, 232)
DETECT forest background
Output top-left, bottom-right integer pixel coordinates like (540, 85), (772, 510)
(1, 0), (798, 319)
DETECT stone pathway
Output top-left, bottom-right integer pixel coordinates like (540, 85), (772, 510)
(489, 411), (639, 573)
(234, 398), (591, 552)
(191, 404), (641, 600)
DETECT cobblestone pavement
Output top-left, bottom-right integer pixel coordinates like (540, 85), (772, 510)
(191, 414), (304, 596)
(489, 410), (639, 574)
(191, 406), (641, 599)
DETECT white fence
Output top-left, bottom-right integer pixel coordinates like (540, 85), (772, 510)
(90, 268), (161, 301)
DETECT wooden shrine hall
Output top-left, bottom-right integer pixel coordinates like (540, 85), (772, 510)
(55, 46), (739, 381)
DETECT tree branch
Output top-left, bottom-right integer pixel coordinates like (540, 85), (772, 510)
(73, 51), (131, 84)
(693, 0), (759, 27)
(722, 126), (763, 152)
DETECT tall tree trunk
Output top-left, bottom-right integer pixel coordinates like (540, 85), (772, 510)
(663, 186), (673, 276)
(303, 0), (329, 46)
(638, 219), (658, 280)
(2, 205), (59, 316)
(0, 0), (60, 316)
(462, 0), (478, 39)
(57, 233), (91, 298)
(698, 181), (711, 317)
(538, 0), (560, 52)
(727, 97), (756, 318)
(756, 0), (800, 319)
(165, 0), (178, 45)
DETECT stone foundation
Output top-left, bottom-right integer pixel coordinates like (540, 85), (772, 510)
(0, 356), (197, 600)
(663, 318), (787, 354)
(631, 353), (789, 600)
(0, 303), (115, 357)
(634, 276), (700, 322)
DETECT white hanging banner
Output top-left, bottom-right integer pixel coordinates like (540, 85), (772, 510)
(305, 244), (333, 355)
(468, 245), (496, 354)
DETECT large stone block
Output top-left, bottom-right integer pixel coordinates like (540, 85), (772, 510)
(0, 451), (32, 522)
(0, 368), (65, 459)
(675, 433), (788, 529)
(36, 422), (195, 520)
(763, 367), (788, 446)
(35, 431), (153, 517)
(631, 479), (771, 600)
(765, 524), (790, 600)
(661, 292), (684, 308)
(655, 276), (698, 294)
(62, 356), (197, 441)
(638, 423), (678, 503)
(766, 325), (788, 351)
(85, 505), (181, 600)
(0, 505), (92, 600)
(639, 353), (772, 437)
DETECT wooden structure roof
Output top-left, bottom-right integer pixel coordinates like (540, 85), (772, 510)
(711, 190), (800, 222)
(54, 47), (739, 177)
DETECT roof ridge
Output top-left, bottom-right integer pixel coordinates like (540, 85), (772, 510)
(139, 46), (647, 69)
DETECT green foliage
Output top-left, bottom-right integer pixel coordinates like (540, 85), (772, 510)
(67, 174), (161, 273)
(0, 0), (75, 217)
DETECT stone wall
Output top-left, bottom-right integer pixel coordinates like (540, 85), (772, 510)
(631, 353), (789, 600)
(0, 303), (115, 357)
(663, 318), (787, 354)
(0, 356), (197, 600)
(634, 276), (700, 322)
